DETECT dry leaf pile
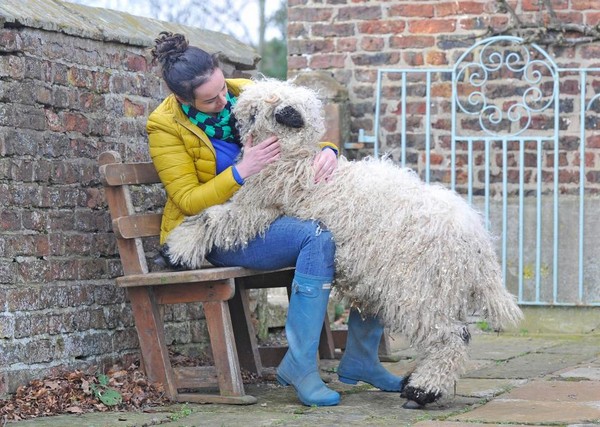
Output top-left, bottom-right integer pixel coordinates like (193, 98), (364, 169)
(0, 362), (169, 422)
(0, 351), (273, 422)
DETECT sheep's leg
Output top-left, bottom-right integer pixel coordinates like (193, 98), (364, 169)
(401, 322), (471, 408)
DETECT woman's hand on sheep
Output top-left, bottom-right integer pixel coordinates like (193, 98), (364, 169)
(313, 147), (338, 183)
(235, 135), (280, 179)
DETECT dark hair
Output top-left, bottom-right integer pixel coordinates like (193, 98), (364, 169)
(151, 32), (220, 103)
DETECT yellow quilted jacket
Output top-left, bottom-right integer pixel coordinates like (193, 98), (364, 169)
(147, 78), (339, 244)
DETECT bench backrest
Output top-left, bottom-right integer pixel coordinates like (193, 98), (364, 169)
(99, 150), (163, 276)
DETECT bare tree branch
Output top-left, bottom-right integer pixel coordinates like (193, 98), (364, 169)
(490, 0), (600, 46)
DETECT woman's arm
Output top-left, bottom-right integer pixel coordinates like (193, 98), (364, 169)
(313, 143), (339, 183)
(148, 118), (241, 216)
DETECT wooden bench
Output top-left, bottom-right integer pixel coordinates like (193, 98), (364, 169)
(98, 150), (341, 405)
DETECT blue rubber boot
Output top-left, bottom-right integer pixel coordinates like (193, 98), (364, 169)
(337, 308), (405, 392)
(277, 273), (340, 406)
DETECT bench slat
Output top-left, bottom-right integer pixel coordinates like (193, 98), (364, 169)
(116, 266), (294, 288)
(173, 366), (217, 389)
(154, 280), (235, 304)
(112, 213), (162, 239)
(100, 162), (159, 186)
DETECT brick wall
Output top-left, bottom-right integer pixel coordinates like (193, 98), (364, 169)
(0, 0), (258, 395)
(287, 0), (600, 194)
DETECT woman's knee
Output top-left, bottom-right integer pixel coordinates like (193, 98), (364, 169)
(302, 221), (336, 259)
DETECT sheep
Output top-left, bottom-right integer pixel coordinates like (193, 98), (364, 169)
(164, 78), (523, 407)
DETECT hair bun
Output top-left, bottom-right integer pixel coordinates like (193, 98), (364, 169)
(151, 31), (189, 68)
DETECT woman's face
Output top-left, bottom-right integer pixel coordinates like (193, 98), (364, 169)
(191, 68), (228, 115)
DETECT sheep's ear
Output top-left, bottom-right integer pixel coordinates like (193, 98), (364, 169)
(275, 105), (304, 128)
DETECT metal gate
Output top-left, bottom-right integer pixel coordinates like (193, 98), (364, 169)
(355, 36), (600, 306)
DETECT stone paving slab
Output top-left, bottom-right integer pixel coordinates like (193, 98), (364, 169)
(502, 380), (600, 401)
(3, 410), (173, 427)
(467, 335), (559, 360)
(455, 378), (527, 398)
(451, 399), (600, 424)
(6, 334), (600, 426)
(466, 352), (590, 379)
(414, 422), (548, 427)
(542, 341), (600, 356)
(451, 380), (600, 424)
(559, 366), (600, 380)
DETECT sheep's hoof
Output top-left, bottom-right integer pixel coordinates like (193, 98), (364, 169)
(400, 385), (441, 408)
(402, 399), (423, 409)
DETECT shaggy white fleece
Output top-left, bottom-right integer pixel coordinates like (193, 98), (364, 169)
(166, 78), (523, 398)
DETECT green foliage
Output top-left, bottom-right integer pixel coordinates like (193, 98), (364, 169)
(257, 0), (287, 80)
(333, 303), (347, 323)
(90, 373), (122, 406)
(476, 320), (492, 332)
(259, 38), (287, 80)
(169, 404), (193, 421)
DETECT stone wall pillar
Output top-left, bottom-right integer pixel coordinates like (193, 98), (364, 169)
(292, 71), (350, 155)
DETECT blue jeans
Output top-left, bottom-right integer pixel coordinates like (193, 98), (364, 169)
(206, 216), (335, 281)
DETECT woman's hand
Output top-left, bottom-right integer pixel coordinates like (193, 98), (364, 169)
(235, 135), (280, 179)
(313, 147), (338, 183)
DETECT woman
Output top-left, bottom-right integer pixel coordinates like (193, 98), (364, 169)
(147, 32), (403, 407)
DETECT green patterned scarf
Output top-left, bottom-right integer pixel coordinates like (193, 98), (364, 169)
(181, 91), (239, 143)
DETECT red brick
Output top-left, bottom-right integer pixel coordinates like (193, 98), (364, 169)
(354, 69), (378, 82)
(0, 210), (20, 231)
(337, 5), (382, 21)
(425, 50), (448, 65)
(403, 51), (424, 66)
(408, 19), (457, 34)
(125, 54), (147, 72)
(586, 11), (600, 25)
(489, 16), (510, 28)
(63, 112), (89, 133)
(571, 0), (600, 9)
(390, 35), (436, 49)
(45, 109), (62, 132)
(436, 1), (485, 16)
(381, 116), (398, 132)
(288, 22), (308, 37)
(431, 82), (453, 98)
(0, 30), (22, 52)
(588, 135), (600, 148)
(522, 0), (542, 10)
(428, 152), (446, 165)
(124, 98), (146, 117)
(459, 16), (488, 30)
(389, 4), (434, 17)
(555, 11), (583, 24)
(67, 67), (93, 88)
(351, 52), (400, 66)
(288, 55), (308, 70)
(573, 152), (595, 168)
(358, 20), (406, 34)
(309, 54), (346, 69)
(288, 7), (333, 22)
(337, 38), (358, 52)
(361, 36), (385, 51)
(311, 23), (355, 37)
(288, 39), (335, 55)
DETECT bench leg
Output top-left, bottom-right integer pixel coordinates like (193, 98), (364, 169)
(229, 283), (263, 375)
(126, 287), (178, 399)
(204, 300), (243, 395)
(319, 317), (336, 359)
(174, 299), (257, 405)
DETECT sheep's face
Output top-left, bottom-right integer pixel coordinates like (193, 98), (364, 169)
(233, 79), (325, 153)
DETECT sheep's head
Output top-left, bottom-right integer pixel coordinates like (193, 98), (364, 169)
(233, 78), (325, 153)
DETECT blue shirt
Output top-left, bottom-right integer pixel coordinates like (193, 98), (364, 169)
(212, 137), (244, 185)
